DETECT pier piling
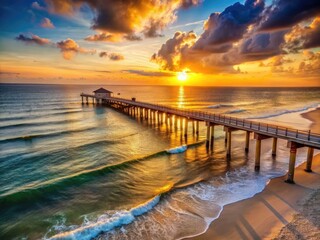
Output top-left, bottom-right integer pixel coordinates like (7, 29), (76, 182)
(272, 138), (278, 156)
(245, 131), (250, 153)
(226, 129), (232, 159)
(305, 147), (314, 172)
(206, 123), (210, 148)
(210, 125), (215, 148)
(255, 138), (261, 171)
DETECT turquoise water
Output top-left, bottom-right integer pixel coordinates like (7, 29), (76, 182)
(0, 84), (319, 239)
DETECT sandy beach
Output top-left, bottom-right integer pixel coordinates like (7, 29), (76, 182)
(189, 108), (320, 240)
(301, 108), (320, 133)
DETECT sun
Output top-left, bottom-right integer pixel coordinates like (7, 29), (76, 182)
(177, 71), (187, 82)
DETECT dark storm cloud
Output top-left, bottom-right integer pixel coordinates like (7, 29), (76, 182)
(194, 0), (264, 52)
(239, 30), (287, 61)
(259, 0), (320, 31)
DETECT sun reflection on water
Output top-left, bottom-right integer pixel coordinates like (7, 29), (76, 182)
(177, 86), (185, 108)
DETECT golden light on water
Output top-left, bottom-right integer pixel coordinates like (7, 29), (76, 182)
(178, 86), (185, 108)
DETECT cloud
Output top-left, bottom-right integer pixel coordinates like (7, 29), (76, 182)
(15, 34), (51, 46)
(108, 53), (124, 61)
(123, 69), (175, 77)
(152, 0), (320, 74)
(85, 32), (142, 42)
(40, 17), (55, 28)
(259, 0), (320, 31)
(56, 38), (96, 60)
(238, 30), (287, 61)
(84, 32), (119, 42)
(298, 50), (320, 73)
(123, 34), (142, 41)
(259, 55), (292, 67)
(151, 31), (197, 71)
(99, 51), (108, 58)
(0, 71), (20, 75)
(193, 0), (264, 52)
(15, 33), (97, 60)
(44, 0), (201, 40)
(285, 17), (320, 52)
(99, 51), (124, 61)
(31, 1), (46, 11)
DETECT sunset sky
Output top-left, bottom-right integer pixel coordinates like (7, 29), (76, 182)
(0, 0), (319, 86)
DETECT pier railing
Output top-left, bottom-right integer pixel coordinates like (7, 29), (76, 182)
(81, 94), (320, 149)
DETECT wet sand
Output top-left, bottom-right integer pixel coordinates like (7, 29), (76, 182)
(188, 109), (320, 240)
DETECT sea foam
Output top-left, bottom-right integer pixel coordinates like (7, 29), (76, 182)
(166, 145), (187, 154)
(48, 195), (160, 240)
(248, 103), (319, 119)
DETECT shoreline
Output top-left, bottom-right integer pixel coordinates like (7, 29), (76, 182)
(187, 108), (320, 240)
(187, 154), (320, 240)
(301, 107), (320, 133)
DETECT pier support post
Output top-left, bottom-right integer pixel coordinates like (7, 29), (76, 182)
(86, 97), (88, 104)
(255, 139), (261, 171)
(305, 147), (314, 172)
(210, 125), (215, 148)
(245, 131), (250, 153)
(285, 142), (304, 183)
(81, 96), (84, 103)
(253, 133), (273, 171)
(226, 130), (232, 159)
(140, 108), (143, 119)
(174, 116), (178, 129)
(286, 143), (297, 183)
(168, 115), (171, 128)
(225, 131), (228, 145)
(272, 138), (278, 156)
(192, 121), (195, 135)
(196, 121), (199, 135)
(206, 122), (210, 148)
(184, 119), (188, 137)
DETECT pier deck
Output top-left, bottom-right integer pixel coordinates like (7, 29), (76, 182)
(81, 93), (320, 183)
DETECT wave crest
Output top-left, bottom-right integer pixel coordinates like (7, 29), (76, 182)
(48, 195), (161, 240)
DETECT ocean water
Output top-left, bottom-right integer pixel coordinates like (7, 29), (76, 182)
(0, 84), (319, 240)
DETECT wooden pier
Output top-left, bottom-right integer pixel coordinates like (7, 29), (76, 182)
(81, 92), (320, 184)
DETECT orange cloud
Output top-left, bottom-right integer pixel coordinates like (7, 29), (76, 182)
(40, 17), (55, 28)
(44, 0), (200, 40)
(285, 17), (320, 52)
(57, 38), (96, 60)
(84, 32), (120, 42)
